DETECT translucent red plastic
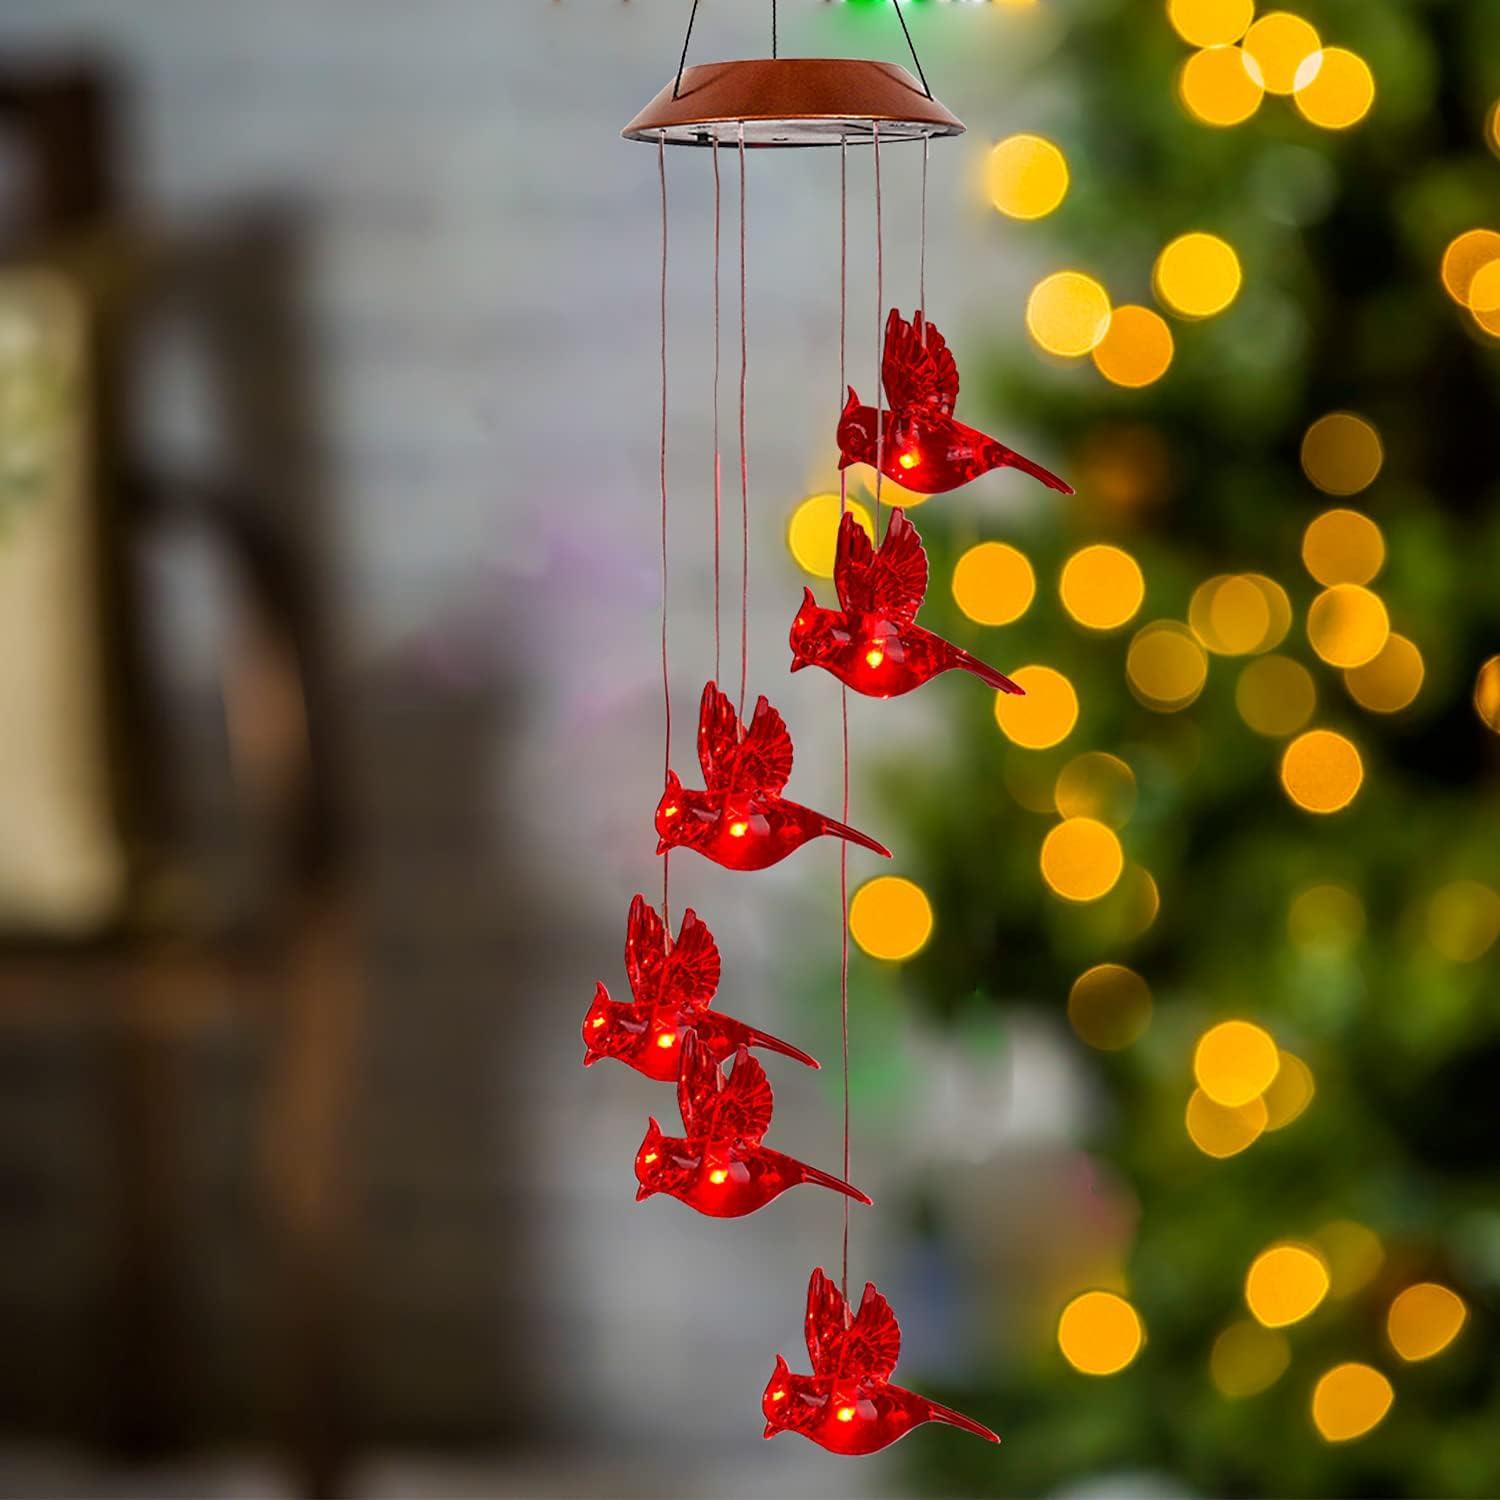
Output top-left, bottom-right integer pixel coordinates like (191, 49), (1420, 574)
(837, 309), (1073, 496)
(762, 1268), (1000, 1455)
(583, 895), (820, 1079)
(655, 682), (891, 870)
(634, 1033), (870, 1218)
(790, 508), (1025, 698)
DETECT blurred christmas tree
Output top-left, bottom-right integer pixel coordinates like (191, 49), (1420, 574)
(825, 0), (1500, 1495)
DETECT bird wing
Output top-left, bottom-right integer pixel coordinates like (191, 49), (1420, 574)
(675, 1029), (722, 1136)
(881, 308), (959, 416)
(713, 1047), (774, 1143)
(696, 681), (742, 790)
(873, 510), (929, 622)
(805, 1267), (853, 1377)
(623, 893), (666, 1005)
(833, 509), (876, 614)
(664, 906), (720, 1010)
(846, 1281), (902, 1381)
(736, 695), (794, 795)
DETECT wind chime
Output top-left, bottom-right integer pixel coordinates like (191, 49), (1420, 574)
(584, 0), (1072, 1457)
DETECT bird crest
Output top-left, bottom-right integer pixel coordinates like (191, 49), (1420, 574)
(624, 894), (720, 1012)
(834, 508), (929, 625)
(676, 1031), (775, 1146)
(697, 681), (795, 797)
(804, 1267), (903, 1382)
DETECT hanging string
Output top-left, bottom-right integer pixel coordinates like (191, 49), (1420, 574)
(873, 122), (885, 543)
(737, 123), (750, 722)
(837, 132), (852, 1315)
(919, 134), (929, 327)
(712, 134), (722, 684)
(658, 132), (672, 926)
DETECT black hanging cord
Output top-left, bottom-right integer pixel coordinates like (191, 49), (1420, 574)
(672, 0), (701, 100)
(772, 0), (778, 58)
(892, 0), (933, 100)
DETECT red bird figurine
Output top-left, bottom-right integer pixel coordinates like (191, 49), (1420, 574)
(837, 308), (1072, 496)
(634, 1032), (870, 1218)
(790, 508), (1025, 699)
(655, 682), (891, 870)
(762, 1268), (1000, 1455)
(583, 895), (820, 1079)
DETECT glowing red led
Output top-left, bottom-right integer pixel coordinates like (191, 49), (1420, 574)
(837, 309), (1072, 496)
(583, 896), (819, 1080)
(655, 682), (891, 870)
(634, 1034), (870, 1218)
(762, 1268), (1000, 1455)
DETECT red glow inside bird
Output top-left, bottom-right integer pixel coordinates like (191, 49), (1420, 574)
(790, 508), (1025, 699)
(634, 1033), (870, 1218)
(837, 308), (1073, 496)
(762, 1268), (1000, 1455)
(582, 895), (820, 1079)
(655, 682), (891, 870)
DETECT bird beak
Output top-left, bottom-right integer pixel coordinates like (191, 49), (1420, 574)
(655, 838), (669, 855)
(790, 656), (805, 672)
(635, 1184), (653, 1202)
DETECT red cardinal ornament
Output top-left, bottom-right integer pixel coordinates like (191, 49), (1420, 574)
(583, 895), (820, 1079)
(655, 682), (891, 870)
(762, 1268), (1000, 1455)
(790, 508), (1024, 698)
(837, 308), (1072, 496)
(634, 1032), (870, 1217)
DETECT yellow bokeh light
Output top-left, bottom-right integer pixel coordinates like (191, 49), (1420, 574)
(1315, 1220), (1384, 1299)
(1475, 655), (1500, 732)
(1004, 752), (1061, 815)
(953, 541), (1036, 626)
(1248, 574), (1293, 651)
(1300, 412), (1383, 495)
(1186, 1089), (1268, 1158)
(1067, 963), (1152, 1051)
(1190, 574), (1273, 656)
(1490, 100), (1500, 158)
(1307, 584), (1389, 669)
(1243, 11), (1321, 95)
(848, 876), (933, 962)
(1091, 303), (1176, 387)
(995, 665), (1079, 749)
(1127, 621), (1208, 710)
(1211, 1320), (1291, 1399)
(987, 134), (1070, 220)
(1289, 883), (1365, 950)
(1055, 751), (1137, 827)
(1439, 229), (1500, 306)
(1294, 48), (1375, 129)
(1237, 655), (1317, 737)
(1195, 1019), (1280, 1107)
(1345, 633), (1424, 714)
(1280, 729), (1364, 814)
(1261, 1051), (1315, 1131)
(1312, 1363), (1393, 1443)
(1426, 880), (1500, 963)
(1387, 1283), (1468, 1363)
(1179, 45), (1265, 128)
(1168, 0), (1253, 47)
(1057, 1291), (1144, 1376)
(1060, 545), (1146, 630)
(1302, 508), (1385, 586)
(787, 493), (875, 578)
(1246, 1243), (1330, 1327)
(1154, 232), (1242, 318)
(1027, 271), (1113, 357)
(1469, 260), (1500, 338)
(1041, 818), (1125, 903)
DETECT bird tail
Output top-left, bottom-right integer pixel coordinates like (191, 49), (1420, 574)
(795, 1160), (873, 1205)
(744, 1025), (821, 1069)
(952, 645), (1025, 695)
(924, 1398), (1001, 1444)
(819, 812), (892, 859)
(1001, 444), (1074, 495)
